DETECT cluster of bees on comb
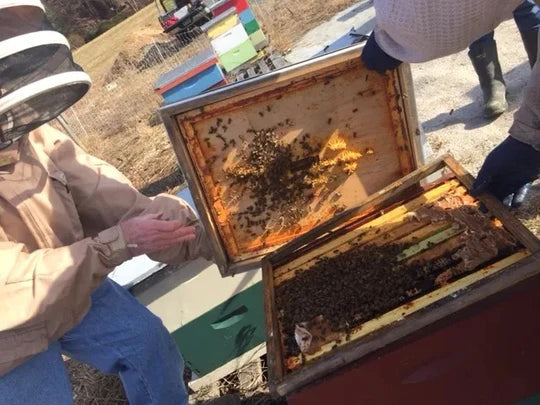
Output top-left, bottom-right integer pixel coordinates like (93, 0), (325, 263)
(275, 183), (520, 365)
(225, 122), (372, 232)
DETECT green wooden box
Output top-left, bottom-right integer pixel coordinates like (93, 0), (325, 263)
(249, 29), (268, 50)
(219, 39), (257, 72)
(171, 282), (265, 377)
(243, 19), (260, 35)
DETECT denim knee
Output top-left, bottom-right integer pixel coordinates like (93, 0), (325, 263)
(131, 307), (172, 349)
(93, 280), (176, 355)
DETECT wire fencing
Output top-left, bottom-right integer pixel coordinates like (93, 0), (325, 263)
(64, 31), (211, 142)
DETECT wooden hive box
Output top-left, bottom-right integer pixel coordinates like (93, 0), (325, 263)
(155, 48), (226, 105)
(202, 8), (240, 39)
(262, 155), (540, 397)
(159, 44), (425, 277)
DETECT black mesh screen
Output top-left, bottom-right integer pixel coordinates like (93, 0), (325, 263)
(1, 83), (89, 142)
(0, 5), (53, 41)
(1, 46), (86, 93)
(0, 5), (89, 149)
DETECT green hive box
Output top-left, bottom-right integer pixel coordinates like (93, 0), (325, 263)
(219, 39), (257, 72)
(243, 19), (260, 35)
(249, 29), (268, 50)
(171, 282), (265, 376)
(132, 257), (265, 388)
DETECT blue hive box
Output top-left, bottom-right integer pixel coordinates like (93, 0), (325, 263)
(155, 48), (226, 104)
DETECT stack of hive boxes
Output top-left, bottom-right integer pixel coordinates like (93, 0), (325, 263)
(203, 0), (268, 72)
(155, 0), (271, 103)
(203, 7), (256, 73)
(235, 2), (268, 50)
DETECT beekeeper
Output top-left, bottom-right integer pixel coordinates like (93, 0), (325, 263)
(0, 1), (211, 404)
(362, 0), (540, 207)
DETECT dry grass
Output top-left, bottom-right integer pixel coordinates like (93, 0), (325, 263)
(71, 32), (212, 192)
(66, 359), (127, 405)
(73, 6), (162, 84)
(67, 357), (285, 405)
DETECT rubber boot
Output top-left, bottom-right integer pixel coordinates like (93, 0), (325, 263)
(519, 28), (538, 68)
(468, 39), (508, 118)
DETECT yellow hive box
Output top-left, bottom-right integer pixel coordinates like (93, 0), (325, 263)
(204, 10), (240, 39)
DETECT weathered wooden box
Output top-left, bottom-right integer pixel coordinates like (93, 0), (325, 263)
(160, 45), (425, 276)
(262, 156), (540, 397)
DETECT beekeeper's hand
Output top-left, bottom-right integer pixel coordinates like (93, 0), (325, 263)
(120, 213), (197, 256)
(361, 32), (402, 73)
(471, 136), (540, 208)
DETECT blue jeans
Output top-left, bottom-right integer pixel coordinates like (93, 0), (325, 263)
(472, 0), (540, 47)
(0, 279), (189, 405)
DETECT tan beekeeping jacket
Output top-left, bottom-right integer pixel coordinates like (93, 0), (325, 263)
(0, 124), (209, 376)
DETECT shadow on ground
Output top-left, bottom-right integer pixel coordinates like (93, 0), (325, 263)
(422, 61), (530, 134)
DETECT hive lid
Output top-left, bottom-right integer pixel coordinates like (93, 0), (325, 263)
(160, 44), (424, 276)
(154, 48), (218, 94)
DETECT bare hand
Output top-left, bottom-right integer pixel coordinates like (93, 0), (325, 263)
(119, 213), (196, 257)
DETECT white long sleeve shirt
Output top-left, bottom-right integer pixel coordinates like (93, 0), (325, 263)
(374, 0), (522, 62)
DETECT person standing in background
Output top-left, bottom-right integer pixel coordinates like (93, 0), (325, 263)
(469, 0), (540, 118)
(361, 0), (539, 208)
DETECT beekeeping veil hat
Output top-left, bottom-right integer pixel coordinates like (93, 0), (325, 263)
(0, 0), (91, 149)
